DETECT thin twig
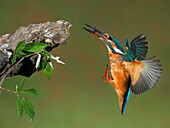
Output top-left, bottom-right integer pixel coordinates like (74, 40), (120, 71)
(0, 72), (8, 87)
(0, 57), (25, 87)
(0, 87), (17, 94)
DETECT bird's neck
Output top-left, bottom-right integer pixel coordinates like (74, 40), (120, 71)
(108, 51), (122, 63)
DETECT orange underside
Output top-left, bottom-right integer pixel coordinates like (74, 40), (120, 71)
(108, 52), (145, 112)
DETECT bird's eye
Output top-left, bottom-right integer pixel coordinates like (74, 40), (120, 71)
(104, 34), (113, 41)
(104, 34), (109, 38)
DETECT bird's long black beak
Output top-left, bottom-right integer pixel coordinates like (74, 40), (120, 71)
(83, 24), (108, 41)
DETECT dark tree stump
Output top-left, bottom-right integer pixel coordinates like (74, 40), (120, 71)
(0, 20), (72, 78)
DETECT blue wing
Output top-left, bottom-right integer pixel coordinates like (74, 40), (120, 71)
(130, 34), (148, 60)
(125, 34), (148, 61)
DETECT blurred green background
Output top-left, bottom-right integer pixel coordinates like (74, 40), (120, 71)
(0, 0), (169, 128)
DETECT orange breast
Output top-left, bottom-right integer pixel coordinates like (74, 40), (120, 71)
(107, 50), (146, 113)
(110, 62), (130, 92)
(109, 53), (130, 112)
(109, 53), (129, 91)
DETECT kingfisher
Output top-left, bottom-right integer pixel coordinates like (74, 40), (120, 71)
(83, 24), (162, 115)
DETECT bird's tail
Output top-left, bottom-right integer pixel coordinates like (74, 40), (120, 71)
(121, 76), (131, 115)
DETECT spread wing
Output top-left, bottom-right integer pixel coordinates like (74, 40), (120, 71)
(130, 34), (148, 60)
(124, 56), (162, 95)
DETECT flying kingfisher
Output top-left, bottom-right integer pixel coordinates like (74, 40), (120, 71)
(83, 24), (162, 115)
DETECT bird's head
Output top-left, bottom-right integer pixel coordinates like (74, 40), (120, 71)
(83, 24), (124, 55)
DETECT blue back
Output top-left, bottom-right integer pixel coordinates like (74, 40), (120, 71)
(124, 39), (135, 62)
(109, 34), (125, 53)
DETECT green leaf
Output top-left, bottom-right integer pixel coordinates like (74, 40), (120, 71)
(18, 51), (27, 56)
(11, 54), (17, 65)
(42, 56), (47, 69)
(16, 85), (19, 94)
(22, 89), (38, 97)
(43, 50), (51, 57)
(18, 79), (25, 92)
(11, 54), (22, 65)
(23, 98), (35, 121)
(17, 96), (23, 118)
(49, 62), (54, 69)
(15, 40), (26, 53)
(35, 54), (41, 69)
(23, 42), (49, 52)
(43, 61), (53, 80)
(37, 56), (47, 72)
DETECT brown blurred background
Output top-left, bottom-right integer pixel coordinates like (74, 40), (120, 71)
(0, 0), (169, 128)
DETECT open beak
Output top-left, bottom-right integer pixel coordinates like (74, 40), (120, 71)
(83, 24), (108, 42)
(83, 24), (125, 55)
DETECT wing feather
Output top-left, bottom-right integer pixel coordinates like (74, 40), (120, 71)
(130, 34), (148, 60)
(130, 56), (162, 95)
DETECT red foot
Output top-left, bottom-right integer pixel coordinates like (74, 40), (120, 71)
(102, 65), (112, 84)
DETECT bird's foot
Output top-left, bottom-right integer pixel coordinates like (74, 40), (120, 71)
(102, 65), (108, 79)
(102, 65), (112, 84)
